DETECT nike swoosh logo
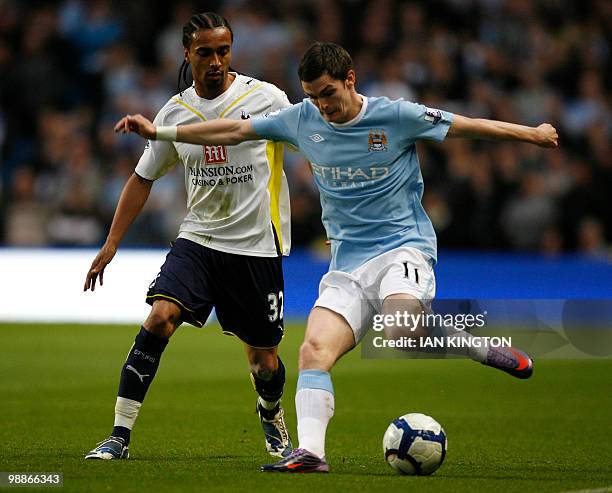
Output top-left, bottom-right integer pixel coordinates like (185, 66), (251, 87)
(286, 463), (303, 469)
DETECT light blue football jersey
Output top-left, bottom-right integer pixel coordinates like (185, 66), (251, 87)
(252, 96), (454, 272)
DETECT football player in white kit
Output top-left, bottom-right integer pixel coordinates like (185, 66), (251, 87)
(84, 13), (293, 460)
(113, 42), (559, 472)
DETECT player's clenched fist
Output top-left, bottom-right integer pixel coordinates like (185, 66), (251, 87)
(535, 123), (559, 148)
(114, 114), (156, 140)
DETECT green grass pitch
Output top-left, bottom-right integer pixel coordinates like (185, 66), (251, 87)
(1, 323), (611, 492)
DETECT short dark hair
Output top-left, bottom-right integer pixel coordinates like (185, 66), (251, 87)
(298, 42), (353, 82)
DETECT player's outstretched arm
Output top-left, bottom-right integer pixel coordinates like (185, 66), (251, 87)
(447, 115), (558, 148)
(84, 172), (153, 292)
(114, 114), (259, 145)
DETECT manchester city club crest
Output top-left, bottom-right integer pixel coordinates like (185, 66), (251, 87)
(368, 129), (388, 152)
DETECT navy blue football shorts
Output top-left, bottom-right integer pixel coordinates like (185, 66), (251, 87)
(146, 238), (284, 348)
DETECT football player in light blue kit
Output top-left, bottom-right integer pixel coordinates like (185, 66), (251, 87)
(115, 42), (559, 473)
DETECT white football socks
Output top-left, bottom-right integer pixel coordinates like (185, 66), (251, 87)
(114, 396), (142, 430)
(258, 396), (280, 411)
(295, 387), (335, 458)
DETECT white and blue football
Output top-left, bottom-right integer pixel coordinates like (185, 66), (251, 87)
(383, 413), (447, 475)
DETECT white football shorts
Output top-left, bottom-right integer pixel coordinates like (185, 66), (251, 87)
(314, 246), (436, 343)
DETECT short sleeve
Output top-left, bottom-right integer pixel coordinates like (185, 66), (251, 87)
(251, 102), (302, 148)
(265, 83), (292, 111)
(398, 101), (454, 146)
(135, 105), (180, 180)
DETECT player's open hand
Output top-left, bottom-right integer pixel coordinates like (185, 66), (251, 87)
(534, 123), (558, 148)
(84, 242), (118, 292)
(114, 114), (156, 140)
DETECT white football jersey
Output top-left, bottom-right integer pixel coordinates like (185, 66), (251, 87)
(135, 74), (291, 256)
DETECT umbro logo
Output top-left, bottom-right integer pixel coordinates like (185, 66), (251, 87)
(126, 364), (150, 383)
(309, 134), (325, 143)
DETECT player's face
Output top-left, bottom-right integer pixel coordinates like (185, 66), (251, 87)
(301, 71), (358, 123)
(185, 27), (232, 97)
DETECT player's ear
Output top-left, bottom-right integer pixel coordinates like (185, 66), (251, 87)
(184, 48), (190, 64)
(345, 70), (356, 90)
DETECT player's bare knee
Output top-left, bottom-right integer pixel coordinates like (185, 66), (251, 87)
(250, 362), (275, 381)
(382, 297), (428, 341)
(247, 347), (278, 380)
(384, 324), (426, 343)
(144, 315), (173, 338)
(144, 302), (181, 338)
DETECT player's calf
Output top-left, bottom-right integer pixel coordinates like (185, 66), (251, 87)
(381, 296), (430, 345)
(97, 325), (170, 450)
(251, 356), (293, 457)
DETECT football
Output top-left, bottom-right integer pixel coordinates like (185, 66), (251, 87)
(382, 413), (447, 475)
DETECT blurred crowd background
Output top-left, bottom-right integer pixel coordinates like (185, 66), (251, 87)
(0, 0), (610, 258)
